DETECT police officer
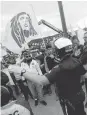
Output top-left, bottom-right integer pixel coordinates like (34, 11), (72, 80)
(8, 37), (87, 115)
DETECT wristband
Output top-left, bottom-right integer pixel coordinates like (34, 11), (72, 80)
(21, 69), (26, 76)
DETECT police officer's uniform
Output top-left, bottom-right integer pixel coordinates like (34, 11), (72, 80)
(45, 54), (86, 115)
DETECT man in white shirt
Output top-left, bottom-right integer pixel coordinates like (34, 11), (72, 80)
(1, 86), (31, 115)
(21, 50), (47, 106)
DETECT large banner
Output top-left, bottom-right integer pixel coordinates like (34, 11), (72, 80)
(2, 2), (40, 54)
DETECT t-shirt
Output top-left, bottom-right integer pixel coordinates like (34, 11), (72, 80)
(46, 55), (86, 98)
(21, 60), (43, 75)
(8, 65), (22, 81)
(1, 102), (30, 115)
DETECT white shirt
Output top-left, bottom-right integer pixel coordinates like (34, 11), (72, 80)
(21, 60), (43, 75)
(1, 101), (30, 115)
(8, 64), (22, 81)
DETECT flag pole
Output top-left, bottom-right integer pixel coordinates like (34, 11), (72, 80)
(58, 1), (68, 37)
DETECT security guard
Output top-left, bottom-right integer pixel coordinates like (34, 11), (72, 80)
(8, 37), (87, 115)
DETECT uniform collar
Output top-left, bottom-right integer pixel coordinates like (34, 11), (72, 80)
(60, 54), (71, 62)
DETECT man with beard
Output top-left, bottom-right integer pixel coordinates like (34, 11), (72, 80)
(21, 49), (47, 106)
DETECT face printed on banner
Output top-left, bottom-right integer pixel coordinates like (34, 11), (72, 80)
(18, 14), (30, 31)
(10, 12), (37, 48)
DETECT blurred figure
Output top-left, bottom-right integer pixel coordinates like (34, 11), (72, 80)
(44, 45), (57, 71)
(83, 31), (87, 107)
(1, 69), (16, 101)
(3, 54), (20, 95)
(72, 35), (83, 59)
(43, 45), (57, 95)
(1, 86), (33, 115)
(83, 31), (87, 51)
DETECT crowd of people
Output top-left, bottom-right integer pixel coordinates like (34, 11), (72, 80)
(1, 31), (87, 115)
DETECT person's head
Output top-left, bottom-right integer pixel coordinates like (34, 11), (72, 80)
(1, 86), (11, 107)
(45, 45), (52, 56)
(11, 12), (37, 47)
(72, 35), (80, 47)
(3, 54), (16, 65)
(54, 37), (73, 59)
(22, 49), (32, 62)
(84, 32), (87, 43)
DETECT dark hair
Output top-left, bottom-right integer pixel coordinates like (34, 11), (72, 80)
(1, 86), (11, 107)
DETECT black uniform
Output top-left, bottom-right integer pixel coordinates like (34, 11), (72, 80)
(46, 54), (86, 115)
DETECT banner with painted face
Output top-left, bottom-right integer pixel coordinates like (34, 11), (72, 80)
(2, 2), (40, 54)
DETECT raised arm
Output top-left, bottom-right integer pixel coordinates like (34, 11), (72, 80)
(8, 64), (60, 86)
(23, 71), (49, 85)
(8, 65), (49, 85)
